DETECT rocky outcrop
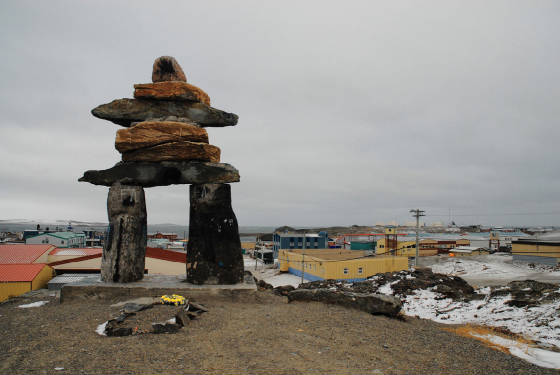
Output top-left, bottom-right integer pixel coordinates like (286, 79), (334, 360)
(115, 121), (208, 153)
(490, 280), (560, 307)
(79, 161), (239, 187)
(101, 184), (147, 283)
(300, 268), (478, 301)
(134, 82), (210, 105)
(152, 56), (186, 82)
(287, 289), (402, 317)
(187, 183), (244, 285)
(91, 98), (238, 127)
(122, 141), (220, 163)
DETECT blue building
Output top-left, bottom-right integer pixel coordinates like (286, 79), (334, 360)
(272, 232), (328, 257)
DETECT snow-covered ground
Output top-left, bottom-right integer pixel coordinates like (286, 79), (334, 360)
(244, 256), (309, 288)
(471, 333), (560, 369)
(427, 254), (560, 286)
(370, 274), (560, 369)
(249, 267), (308, 288)
(400, 287), (560, 350)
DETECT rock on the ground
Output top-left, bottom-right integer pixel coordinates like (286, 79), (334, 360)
(490, 280), (560, 307)
(122, 141), (220, 163)
(134, 82), (210, 105)
(105, 320), (133, 336)
(122, 302), (153, 314)
(273, 285), (295, 296)
(152, 322), (182, 334)
(287, 289), (402, 317)
(91, 98), (238, 127)
(79, 161), (239, 187)
(115, 121), (208, 153)
(256, 279), (273, 290)
(152, 56), (186, 82)
(101, 184), (147, 283)
(187, 183), (244, 285)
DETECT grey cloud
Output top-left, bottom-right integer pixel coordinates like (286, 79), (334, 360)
(1, 1), (559, 227)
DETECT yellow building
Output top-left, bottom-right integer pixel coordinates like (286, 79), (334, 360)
(278, 249), (408, 281)
(449, 247), (489, 257)
(419, 239), (470, 254)
(375, 238), (440, 257)
(512, 239), (560, 265)
(0, 264), (54, 302)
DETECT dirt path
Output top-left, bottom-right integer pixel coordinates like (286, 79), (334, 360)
(1, 290), (558, 375)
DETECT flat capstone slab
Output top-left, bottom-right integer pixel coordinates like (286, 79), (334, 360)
(59, 274), (256, 303)
(79, 161), (240, 187)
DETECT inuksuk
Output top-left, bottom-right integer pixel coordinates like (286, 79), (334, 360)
(80, 56), (244, 285)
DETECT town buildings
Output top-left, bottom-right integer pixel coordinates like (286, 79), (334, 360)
(0, 243), (189, 300)
(26, 232), (86, 248)
(272, 232), (328, 257)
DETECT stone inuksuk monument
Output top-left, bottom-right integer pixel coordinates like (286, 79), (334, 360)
(80, 56), (244, 285)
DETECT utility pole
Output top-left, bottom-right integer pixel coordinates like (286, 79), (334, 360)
(410, 209), (425, 266)
(301, 231), (306, 284)
(255, 236), (258, 270)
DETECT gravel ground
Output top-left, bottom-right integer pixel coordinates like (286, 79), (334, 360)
(0, 290), (558, 375)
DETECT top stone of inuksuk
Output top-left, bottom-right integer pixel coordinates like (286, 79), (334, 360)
(80, 56), (244, 285)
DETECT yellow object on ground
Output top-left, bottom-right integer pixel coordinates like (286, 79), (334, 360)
(160, 294), (186, 306)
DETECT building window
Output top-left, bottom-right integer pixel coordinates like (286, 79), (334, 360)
(358, 267), (363, 274)
(343, 268), (348, 275)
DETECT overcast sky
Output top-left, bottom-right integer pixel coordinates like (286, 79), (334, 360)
(1, 1), (559, 227)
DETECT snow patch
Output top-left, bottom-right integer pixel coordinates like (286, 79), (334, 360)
(378, 281), (396, 295)
(471, 333), (560, 369)
(95, 321), (108, 336)
(18, 301), (48, 308)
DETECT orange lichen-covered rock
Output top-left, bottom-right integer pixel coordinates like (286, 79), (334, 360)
(122, 141), (220, 163)
(134, 82), (210, 106)
(152, 56), (187, 82)
(115, 121), (208, 153)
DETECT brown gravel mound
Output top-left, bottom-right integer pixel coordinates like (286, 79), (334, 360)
(0, 289), (557, 375)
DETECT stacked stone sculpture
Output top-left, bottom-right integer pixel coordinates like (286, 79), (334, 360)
(80, 56), (244, 284)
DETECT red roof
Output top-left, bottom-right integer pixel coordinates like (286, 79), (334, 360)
(0, 264), (49, 282)
(146, 247), (186, 263)
(48, 247), (185, 268)
(50, 248), (103, 256)
(0, 244), (54, 264)
(48, 253), (102, 266)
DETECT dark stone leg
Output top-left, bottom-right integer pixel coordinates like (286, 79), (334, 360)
(101, 183), (147, 283)
(187, 183), (244, 284)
